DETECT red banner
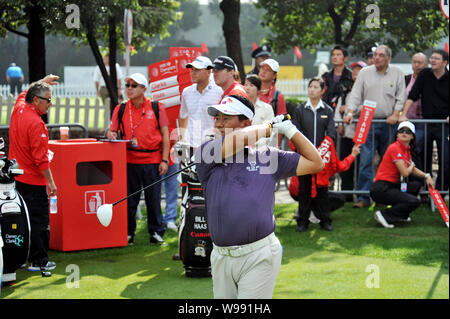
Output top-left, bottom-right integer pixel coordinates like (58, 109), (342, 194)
(429, 186), (449, 227)
(148, 55), (193, 137)
(169, 47), (203, 62)
(353, 100), (377, 145)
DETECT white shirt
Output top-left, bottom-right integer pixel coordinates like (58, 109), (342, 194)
(252, 98), (274, 125)
(93, 63), (123, 87)
(180, 80), (223, 148)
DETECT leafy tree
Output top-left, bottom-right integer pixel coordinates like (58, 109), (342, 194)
(257, 0), (449, 56)
(1, 0), (181, 116)
(51, 0), (181, 115)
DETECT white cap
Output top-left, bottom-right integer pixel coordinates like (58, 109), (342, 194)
(186, 56), (213, 70)
(207, 96), (254, 120)
(125, 73), (148, 88)
(397, 121), (415, 134)
(260, 58), (279, 73)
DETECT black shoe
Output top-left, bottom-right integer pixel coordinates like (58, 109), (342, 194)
(296, 224), (309, 232)
(127, 235), (134, 245)
(150, 232), (168, 246)
(320, 222), (333, 231)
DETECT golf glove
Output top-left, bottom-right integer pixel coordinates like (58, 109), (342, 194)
(273, 120), (299, 140)
(271, 114), (286, 124)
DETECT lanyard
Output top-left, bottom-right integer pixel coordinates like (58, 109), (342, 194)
(129, 103), (146, 138)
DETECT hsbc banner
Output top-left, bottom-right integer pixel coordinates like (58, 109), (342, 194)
(148, 54), (193, 136)
(429, 186), (449, 227)
(353, 100), (377, 145)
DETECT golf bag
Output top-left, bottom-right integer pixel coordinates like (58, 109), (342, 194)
(177, 146), (212, 278)
(0, 138), (31, 286)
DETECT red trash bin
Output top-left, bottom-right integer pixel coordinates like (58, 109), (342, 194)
(48, 139), (128, 251)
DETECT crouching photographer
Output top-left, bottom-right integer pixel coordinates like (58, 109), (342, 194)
(370, 121), (434, 228)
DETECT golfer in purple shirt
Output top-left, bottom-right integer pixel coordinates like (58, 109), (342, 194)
(195, 95), (323, 299)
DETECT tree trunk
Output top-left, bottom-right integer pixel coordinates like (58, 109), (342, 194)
(108, 16), (118, 116)
(219, 0), (245, 84)
(27, 1), (47, 122)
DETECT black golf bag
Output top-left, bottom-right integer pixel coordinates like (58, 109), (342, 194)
(0, 139), (31, 287)
(176, 145), (212, 278)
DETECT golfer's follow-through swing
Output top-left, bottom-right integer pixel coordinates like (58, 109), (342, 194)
(96, 114), (291, 227)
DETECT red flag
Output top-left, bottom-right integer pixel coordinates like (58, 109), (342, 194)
(201, 42), (209, 54)
(445, 42), (449, 54)
(429, 186), (449, 227)
(253, 42), (258, 51)
(353, 100), (377, 145)
(294, 46), (303, 59)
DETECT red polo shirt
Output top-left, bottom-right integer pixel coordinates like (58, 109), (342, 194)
(9, 91), (49, 186)
(221, 82), (248, 101)
(374, 140), (412, 184)
(110, 97), (169, 164)
(258, 83), (287, 115)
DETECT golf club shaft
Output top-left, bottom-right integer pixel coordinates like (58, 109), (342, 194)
(112, 162), (196, 206)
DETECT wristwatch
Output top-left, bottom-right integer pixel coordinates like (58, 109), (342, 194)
(424, 173), (431, 179)
(161, 159), (169, 164)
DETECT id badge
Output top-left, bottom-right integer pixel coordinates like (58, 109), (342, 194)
(400, 182), (407, 193)
(131, 137), (139, 148)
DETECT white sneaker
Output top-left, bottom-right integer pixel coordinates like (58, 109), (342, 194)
(150, 232), (168, 246)
(374, 211), (394, 228)
(167, 221), (177, 231)
(309, 211), (321, 224)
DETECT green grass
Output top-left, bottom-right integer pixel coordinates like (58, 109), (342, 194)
(1, 203), (448, 299)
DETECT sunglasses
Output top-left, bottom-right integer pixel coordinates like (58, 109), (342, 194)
(125, 83), (140, 88)
(398, 128), (413, 135)
(35, 95), (52, 103)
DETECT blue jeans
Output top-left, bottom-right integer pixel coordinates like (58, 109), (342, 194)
(357, 122), (396, 203)
(162, 163), (180, 224)
(127, 163), (165, 237)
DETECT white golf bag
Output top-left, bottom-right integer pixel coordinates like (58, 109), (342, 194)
(0, 138), (31, 287)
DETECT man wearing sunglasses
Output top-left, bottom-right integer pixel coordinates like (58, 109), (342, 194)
(8, 74), (60, 276)
(106, 73), (170, 246)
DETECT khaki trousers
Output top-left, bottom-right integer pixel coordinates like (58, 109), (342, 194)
(211, 233), (282, 299)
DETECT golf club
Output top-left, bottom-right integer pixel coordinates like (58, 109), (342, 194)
(97, 114), (292, 226)
(97, 162), (195, 227)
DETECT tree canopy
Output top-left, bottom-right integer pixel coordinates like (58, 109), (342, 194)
(257, 0), (449, 56)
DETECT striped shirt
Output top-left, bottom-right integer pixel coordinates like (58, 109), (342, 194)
(180, 80), (223, 148)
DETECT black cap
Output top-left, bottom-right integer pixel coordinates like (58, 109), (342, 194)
(367, 45), (376, 57)
(251, 45), (271, 59)
(213, 56), (236, 70)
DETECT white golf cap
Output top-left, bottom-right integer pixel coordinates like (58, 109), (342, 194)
(124, 73), (148, 88)
(397, 121), (415, 134)
(260, 58), (279, 73)
(207, 95), (254, 120)
(186, 56), (213, 70)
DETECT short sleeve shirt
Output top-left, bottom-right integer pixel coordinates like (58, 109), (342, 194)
(195, 138), (300, 246)
(374, 140), (411, 184)
(110, 98), (169, 164)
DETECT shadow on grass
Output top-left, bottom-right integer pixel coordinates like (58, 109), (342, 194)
(275, 203), (449, 273)
(1, 218), (213, 299)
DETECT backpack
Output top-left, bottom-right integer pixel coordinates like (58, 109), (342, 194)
(271, 89), (280, 115)
(117, 100), (160, 139)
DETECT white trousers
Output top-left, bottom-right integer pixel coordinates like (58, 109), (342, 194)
(211, 233), (282, 299)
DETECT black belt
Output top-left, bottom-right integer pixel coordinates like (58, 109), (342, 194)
(127, 148), (159, 153)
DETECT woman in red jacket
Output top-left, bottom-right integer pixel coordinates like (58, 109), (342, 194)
(370, 121), (434, 228)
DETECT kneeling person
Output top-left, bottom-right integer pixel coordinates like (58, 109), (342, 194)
(195, 95), (323, 299)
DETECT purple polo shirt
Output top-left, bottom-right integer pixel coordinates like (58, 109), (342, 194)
(195, 137), (300, 246)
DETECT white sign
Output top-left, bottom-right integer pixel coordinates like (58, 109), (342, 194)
(85, 190), (105, 214)
(124, 9), (133, 45)
(316, 51), (330, 65)
(441, 0), (449, 19)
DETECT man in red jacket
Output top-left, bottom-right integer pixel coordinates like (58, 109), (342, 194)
(9, 74), (59, 276)
(290, 136), (361, 231)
